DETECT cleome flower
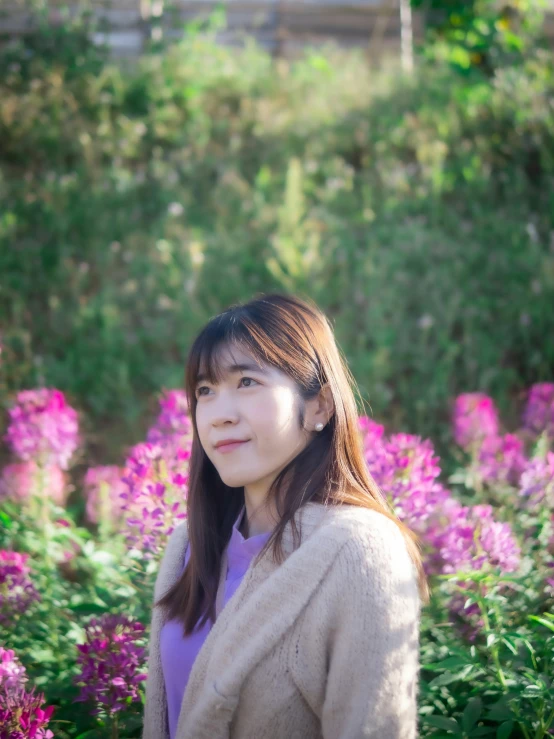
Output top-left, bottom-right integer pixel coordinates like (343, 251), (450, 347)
(73, 614), (148, 718)
(4, 388), (80, 470)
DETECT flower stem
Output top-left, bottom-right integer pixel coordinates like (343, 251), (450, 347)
(478, 582), (508, 690)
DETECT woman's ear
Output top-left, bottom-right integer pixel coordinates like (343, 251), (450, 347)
(306, 383), (335, 431)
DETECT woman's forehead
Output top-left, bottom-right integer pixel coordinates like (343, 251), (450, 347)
(196, 344), (271, 381)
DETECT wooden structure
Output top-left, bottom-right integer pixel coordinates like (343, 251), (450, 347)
(0, 0), (553, 64)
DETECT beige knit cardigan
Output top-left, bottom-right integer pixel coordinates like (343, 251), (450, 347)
(141, 501), (422, 739)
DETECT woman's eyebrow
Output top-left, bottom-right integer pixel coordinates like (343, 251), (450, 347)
(196, 362), (269, 384)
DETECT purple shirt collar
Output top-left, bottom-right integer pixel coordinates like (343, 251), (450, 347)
(228, 504), (272, 570)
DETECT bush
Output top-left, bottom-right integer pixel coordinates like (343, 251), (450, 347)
(0, 12), (553, 465)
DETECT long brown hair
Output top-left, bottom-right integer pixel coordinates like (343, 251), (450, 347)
(155, 292), (430, 634)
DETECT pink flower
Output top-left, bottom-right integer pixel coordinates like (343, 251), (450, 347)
(0, 551), (41, 627)
(523, 383), (554, 441)
(476, 433), (527, 487)
(0, 647), (28, 694)
(363, 429), (446, 536)
(0, 461), (67, 506)
(83, 465), (128, 525)
(146, 389), (193, 468)
(0, 682), (55, 738)
(4, 388), (80, 470)
(119, 441), (188, 558)
(146, 389), (192, 445)
(452, 393), (499, 451)
(439, 504), (521, 575)
(518, 452), (554, 509)
(72, 614), (147, 718)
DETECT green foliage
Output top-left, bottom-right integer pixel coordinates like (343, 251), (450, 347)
(1, 12), (554, 465)
(0, 497), (154, 737)
(412, 0), (548, 73)
(420, 573), (554, 738)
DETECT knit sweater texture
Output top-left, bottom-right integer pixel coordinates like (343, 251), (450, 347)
(160, 504), (271, 739)
(141, 501), (422, 739)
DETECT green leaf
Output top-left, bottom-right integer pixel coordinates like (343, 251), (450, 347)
(521, 684), (544, 698)
(486, 696), (514, 722)
(469, 728), (493, 736)
(119, 714), (144, 731)
(496, 720), (514, 739)
(501, 637), (517, 655)
(429, 665), (474, 687)
(29, 647), (56, 663)
(463, 697), (482, 732)
(69, 602), (107, 614)
(528, 615), (554, 633)
(423, 715), (462, 734)
(423, 656), (470, 671)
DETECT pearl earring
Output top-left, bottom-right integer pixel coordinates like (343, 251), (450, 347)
(315, 422), (324, 431)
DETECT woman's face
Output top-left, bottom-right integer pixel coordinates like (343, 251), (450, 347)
(194, 344), (311, 499)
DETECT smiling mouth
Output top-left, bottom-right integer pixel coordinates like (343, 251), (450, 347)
(215, 439), (250, 452)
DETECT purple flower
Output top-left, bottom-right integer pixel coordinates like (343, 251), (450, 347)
(358, 416), (386, 453)
(452, 393), (499, 451)
(476, 433), (527, 487)
(83, 465), (128, 525)
(120, 442), (188, 558)
(0, 552), (41, 628)
(146, 389), (193, 468)
(72, 614), (147, 718)
(447, 583), (484, 644)
(0, 648), (28, 694)
(439, 504), (521, 575)
(0, 682), (55, 738)
(359, 421), (468, 574)
(421, 494), (465, 577)
(146, 389), (192, 445)
(364, 430), (446, 535)
(523, 383), (554, 441)
(518, 452), (554, 509)
(4, 389), (80, 470)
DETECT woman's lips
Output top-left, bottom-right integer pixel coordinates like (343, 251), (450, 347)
(216, 440), (250, 454)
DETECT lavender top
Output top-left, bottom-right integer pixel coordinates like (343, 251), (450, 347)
(160, 505), (272, 739)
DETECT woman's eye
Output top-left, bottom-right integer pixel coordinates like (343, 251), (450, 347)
(196, 377), (258, 397)
(239, 376), (258, 388)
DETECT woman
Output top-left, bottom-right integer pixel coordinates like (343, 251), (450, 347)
(142, 292), (430, 739)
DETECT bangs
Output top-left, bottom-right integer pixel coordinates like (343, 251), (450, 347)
(186, 312), (272, 395)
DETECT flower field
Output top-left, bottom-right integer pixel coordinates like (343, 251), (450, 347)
(1, 384), (553, 737)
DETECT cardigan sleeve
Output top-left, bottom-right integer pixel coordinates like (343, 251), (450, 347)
(318, 514), (422, 739)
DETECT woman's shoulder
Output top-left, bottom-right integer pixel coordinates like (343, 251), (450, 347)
(310, 505), (421, 622)
(317, 504), (414, 576)
(320, 502), (404, 539)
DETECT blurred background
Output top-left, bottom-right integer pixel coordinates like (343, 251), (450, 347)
(2, 3), (554, 736)
(1, 0), (553, 471)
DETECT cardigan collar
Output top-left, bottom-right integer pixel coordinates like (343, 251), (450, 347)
(164, 500), (364, 739)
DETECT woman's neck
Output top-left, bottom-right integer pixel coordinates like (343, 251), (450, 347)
(240, 498), (280, 538)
